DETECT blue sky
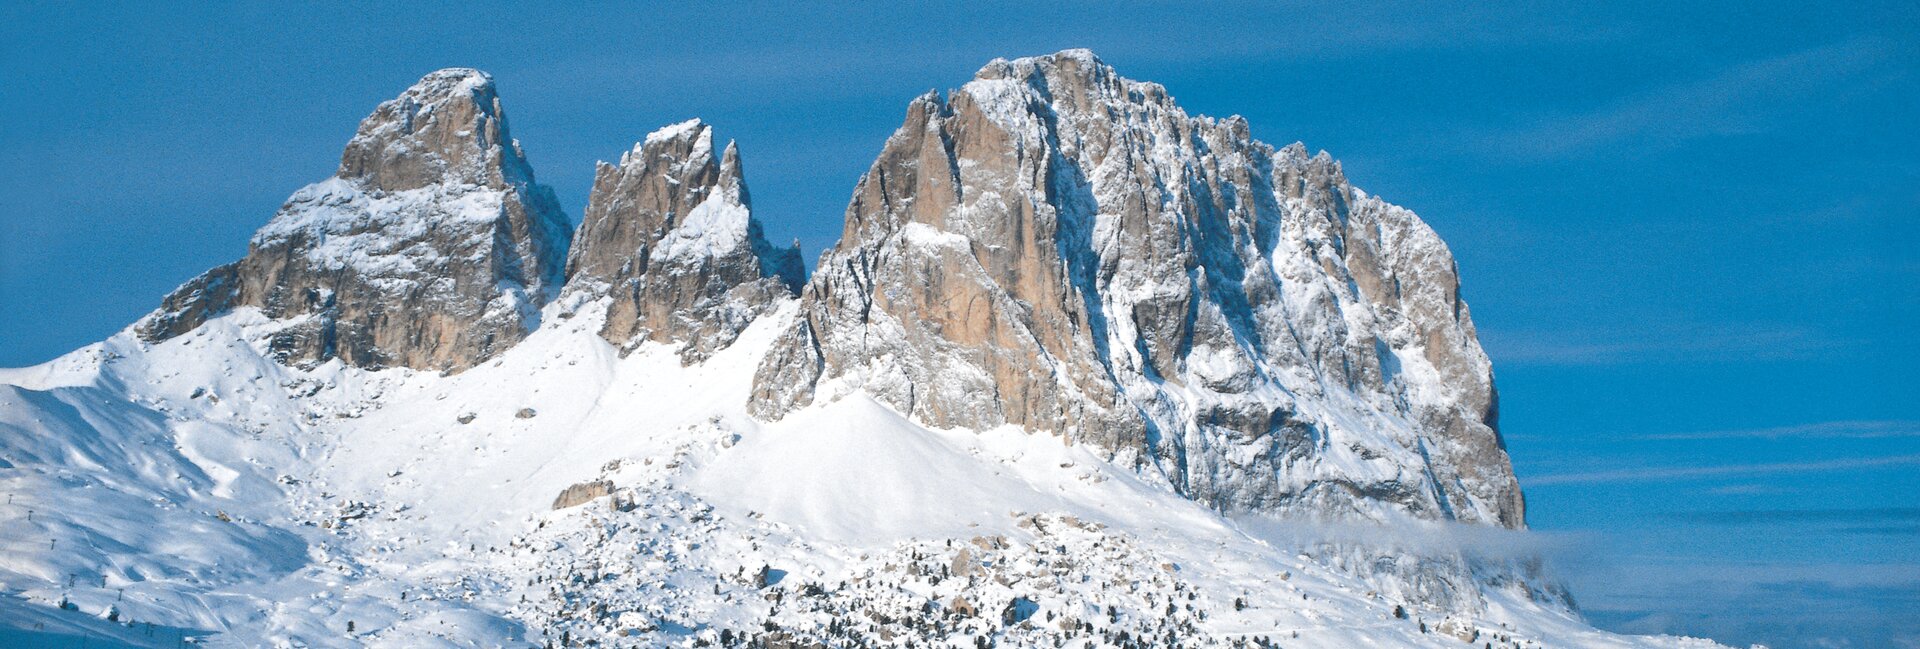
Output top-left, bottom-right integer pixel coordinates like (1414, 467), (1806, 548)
(2, 2), (1914, 646)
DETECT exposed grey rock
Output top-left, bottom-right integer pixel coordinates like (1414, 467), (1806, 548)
(551, 480), (614, 510)
(750, 50), (1523, 528)
(138, 68), (572, 373)
(563, 119), (805, 362)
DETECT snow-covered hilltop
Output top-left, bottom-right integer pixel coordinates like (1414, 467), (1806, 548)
(0, 53), (1731, 649)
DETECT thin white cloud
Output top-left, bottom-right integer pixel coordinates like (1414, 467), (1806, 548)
(1474, 36), (1896, 158)
(1641, 420), (1920, 441)
(1480, 322), (1842, 365)
(504, 2), (1637, 110)
(1525, 453), (1920, 486)
(1706, 483), (1788, 496)
(1574, 561), (1920, 647)
(1676, 507), (1920, 525)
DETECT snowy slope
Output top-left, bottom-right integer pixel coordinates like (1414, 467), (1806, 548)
(1, 299), (1729, 648)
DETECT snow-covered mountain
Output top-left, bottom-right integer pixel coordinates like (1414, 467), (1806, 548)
(1, 52), (1731, 649)
(138, 68), (573, 374)
(752, 50), (1518, 528)
(565, 118), (806, 363)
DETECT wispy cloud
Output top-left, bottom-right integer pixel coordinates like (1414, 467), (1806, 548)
(1676, 507), (1920, 526)
(1706, 483), (1789, 496)
(1641, 420), (1920, 441)
(1474, 36), (1897, 158)
(1582, 570), (1920, 649)
(1524, 453), (1920, 486)
(502, 2), (1640, 111)
(1480, 322), (1845, 365)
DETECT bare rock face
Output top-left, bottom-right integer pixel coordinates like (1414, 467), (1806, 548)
(138, 68), (572, 372)
(551, 480), (614, 510)
(750, 50), (1523, 528)
(564, 119), (805, 362)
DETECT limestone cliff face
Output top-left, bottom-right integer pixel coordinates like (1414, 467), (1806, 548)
(750, 50), (1523, 528)
(563, 120), (805, 362)
(138, 68), (572, 372)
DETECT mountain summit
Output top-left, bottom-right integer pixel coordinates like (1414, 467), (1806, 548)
(565, 119), (806, 363)
(751, 50), (1522, 528)
(137, 68), (572, 372)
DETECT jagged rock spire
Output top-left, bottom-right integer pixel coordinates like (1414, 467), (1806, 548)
(138, 68), (572, 372)
(751, 49), (1524, 528)
(564, 119), (805, 363)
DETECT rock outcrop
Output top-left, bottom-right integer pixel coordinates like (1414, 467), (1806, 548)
(749, 50), (1523, 528)
(138, 68), (572, 372)
(564, 119), (805, 362)
(551, 480), (614, 510)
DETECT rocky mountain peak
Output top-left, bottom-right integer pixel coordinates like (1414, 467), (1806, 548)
(751, 49), (1523, 528)
(966, 49), (1177, 131)
(137, 68), (572, 373)
(564, 119), (804, 362)
(972, 48), (1117, 90)
(972, 48), (1142, 99)
(337, 68), (536, 193)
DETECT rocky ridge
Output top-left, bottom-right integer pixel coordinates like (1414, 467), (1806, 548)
(134, 54), (1523, 528)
